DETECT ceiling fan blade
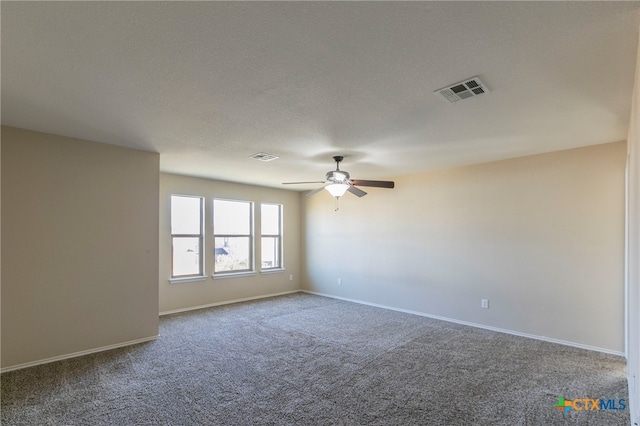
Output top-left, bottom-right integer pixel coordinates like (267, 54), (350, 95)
(350, 179), (395, 189)
(305, 186), (326, 197)
(347, 185), (367, 197)
(283, 181), (327, 185)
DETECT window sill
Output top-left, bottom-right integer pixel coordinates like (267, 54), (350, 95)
(260, 268), (286, 275)
(212, 271), (257, 280)
(169, 276), (208, 284)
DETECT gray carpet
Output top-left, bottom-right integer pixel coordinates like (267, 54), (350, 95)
(1, 293), (630, 425)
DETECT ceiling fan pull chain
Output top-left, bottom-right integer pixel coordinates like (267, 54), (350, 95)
(335, 197), (340, 211)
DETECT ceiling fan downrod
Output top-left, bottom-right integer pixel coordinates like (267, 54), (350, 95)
(333, 156), (344, 170)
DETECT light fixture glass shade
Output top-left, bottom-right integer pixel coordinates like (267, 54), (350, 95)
(325, 183), (349, 198)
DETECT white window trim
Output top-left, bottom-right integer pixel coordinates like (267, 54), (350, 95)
(212, 271), (257, 280)
(169, 276), (208, 284)
(260, 268), (286, 275)
(260, 203), (283, 271)
(170, 195), (205, 280)
(213, 198), (255, 275)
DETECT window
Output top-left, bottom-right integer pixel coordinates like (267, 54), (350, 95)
(213, 199), (253, 274)
(171, 195), (204, 278)
(261, 203), (282, 270)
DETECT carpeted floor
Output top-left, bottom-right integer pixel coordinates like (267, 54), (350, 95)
(1, 293), (630, 425)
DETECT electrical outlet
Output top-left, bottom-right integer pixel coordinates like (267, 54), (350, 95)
(481, 299), (489, 309)
(338, 278), (342, 286)
(289, 274), (293, 281)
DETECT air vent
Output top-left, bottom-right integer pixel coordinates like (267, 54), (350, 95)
(434, 76), (489, 103)
(249, 152), (279, 162)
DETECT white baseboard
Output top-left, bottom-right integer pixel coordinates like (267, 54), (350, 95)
(630, 371), (639, 425)
(302, 290), (625, 357)
(2, 291), (299, 373)
(0, 335), (158, 374)
(4, 290), (621, 374)
(159, 290), (300, 316)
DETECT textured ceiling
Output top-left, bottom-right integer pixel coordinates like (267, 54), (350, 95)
(2, 2), (639, 190)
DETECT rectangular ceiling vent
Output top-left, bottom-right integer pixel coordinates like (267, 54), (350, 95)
(434, 76), (489, 103)
(249, 152), (279, 162)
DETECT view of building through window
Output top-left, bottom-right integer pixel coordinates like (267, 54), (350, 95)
(171, 196), (283, 278)
(170, 195), (203, 277)
(214, 199), (253, 273)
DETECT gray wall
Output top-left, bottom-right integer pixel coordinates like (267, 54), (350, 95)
(1, 126), (160, 369)
(303, 141), (627, 353)
(159, 173), (301, 313)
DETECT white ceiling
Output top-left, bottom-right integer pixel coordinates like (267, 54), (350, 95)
(2, 1), (639, 190)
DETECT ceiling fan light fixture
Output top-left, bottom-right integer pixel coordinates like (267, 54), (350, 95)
(325, 183), (349, 198)
(283, 156), (395, 206)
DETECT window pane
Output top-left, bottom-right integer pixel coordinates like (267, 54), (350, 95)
(214, 200), (251, 235)
(261, 237), (279, 269)
(261, 204), (280, 235)
(215, 237), (250, 272)
(171, 196), (201, 234)
(172, 237), (201, 276)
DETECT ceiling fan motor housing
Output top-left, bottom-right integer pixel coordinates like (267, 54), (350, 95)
(327, 155), (349, 182)
(327, 170), (350, 183)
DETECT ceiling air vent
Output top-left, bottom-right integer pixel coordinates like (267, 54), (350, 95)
(249, 152), (279, 162)
(434, 76), (489, 103)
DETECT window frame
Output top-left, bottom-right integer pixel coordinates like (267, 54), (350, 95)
(260, 203), (283, 271)
(213, 198), (255, 276)
(170, 194), (205, 280)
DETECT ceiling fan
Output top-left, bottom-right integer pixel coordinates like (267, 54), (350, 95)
(283, 156), (395, 199)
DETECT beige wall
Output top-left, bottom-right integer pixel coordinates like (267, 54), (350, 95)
(1, 126), (160, 369)
(626, 23), (640, 425)
(303, 142), (627, 353)
(0, 125), (627, 368)
(1, 133), (2, 366)
(159, 173), (301, 313)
